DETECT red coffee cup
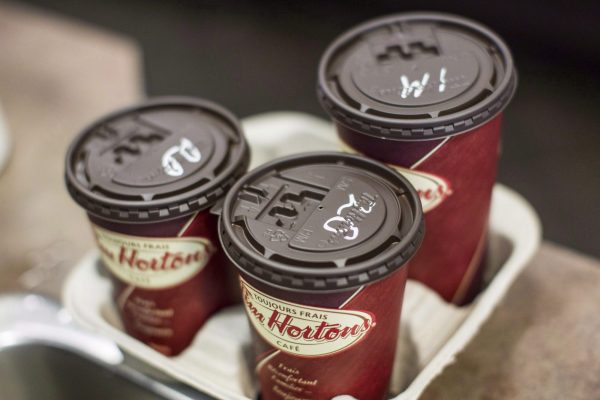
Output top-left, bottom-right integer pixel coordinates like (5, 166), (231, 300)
(318, 13), (517, 304)
(65, 97), (249, 356)
(219, 152), (424, 399)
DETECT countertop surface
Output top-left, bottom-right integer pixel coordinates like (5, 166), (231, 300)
(0, 3), (598, 399)
(422, 242), (600, 400)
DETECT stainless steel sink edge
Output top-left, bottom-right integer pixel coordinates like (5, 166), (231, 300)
(0, 293), (210, 400)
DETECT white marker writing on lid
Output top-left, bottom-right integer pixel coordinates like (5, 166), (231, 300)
(400, 67), (449, 98)
(162, 138), (201, 177)
(323, 193), (376, 241)
(400, 73), (430, 98)
(439, 67), (447, 93)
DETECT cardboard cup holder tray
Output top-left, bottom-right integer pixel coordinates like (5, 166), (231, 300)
(64, 113), (541, 400)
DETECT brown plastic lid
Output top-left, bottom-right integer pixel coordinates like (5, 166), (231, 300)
(318, 12), (517, 140)
(65, 97), (249, 222)
(219, 152), (424, 292)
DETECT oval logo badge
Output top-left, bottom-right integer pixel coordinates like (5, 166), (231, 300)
(391, 166), (453, 213)
(241, 278), (375, 357)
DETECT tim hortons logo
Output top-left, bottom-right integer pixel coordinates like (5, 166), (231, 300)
(391, 166), (453, 213)
(92, 225), (213, 289)
(240, 278), (375, 357)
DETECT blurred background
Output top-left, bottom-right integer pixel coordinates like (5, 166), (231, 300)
(1, 0), (599, 260)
